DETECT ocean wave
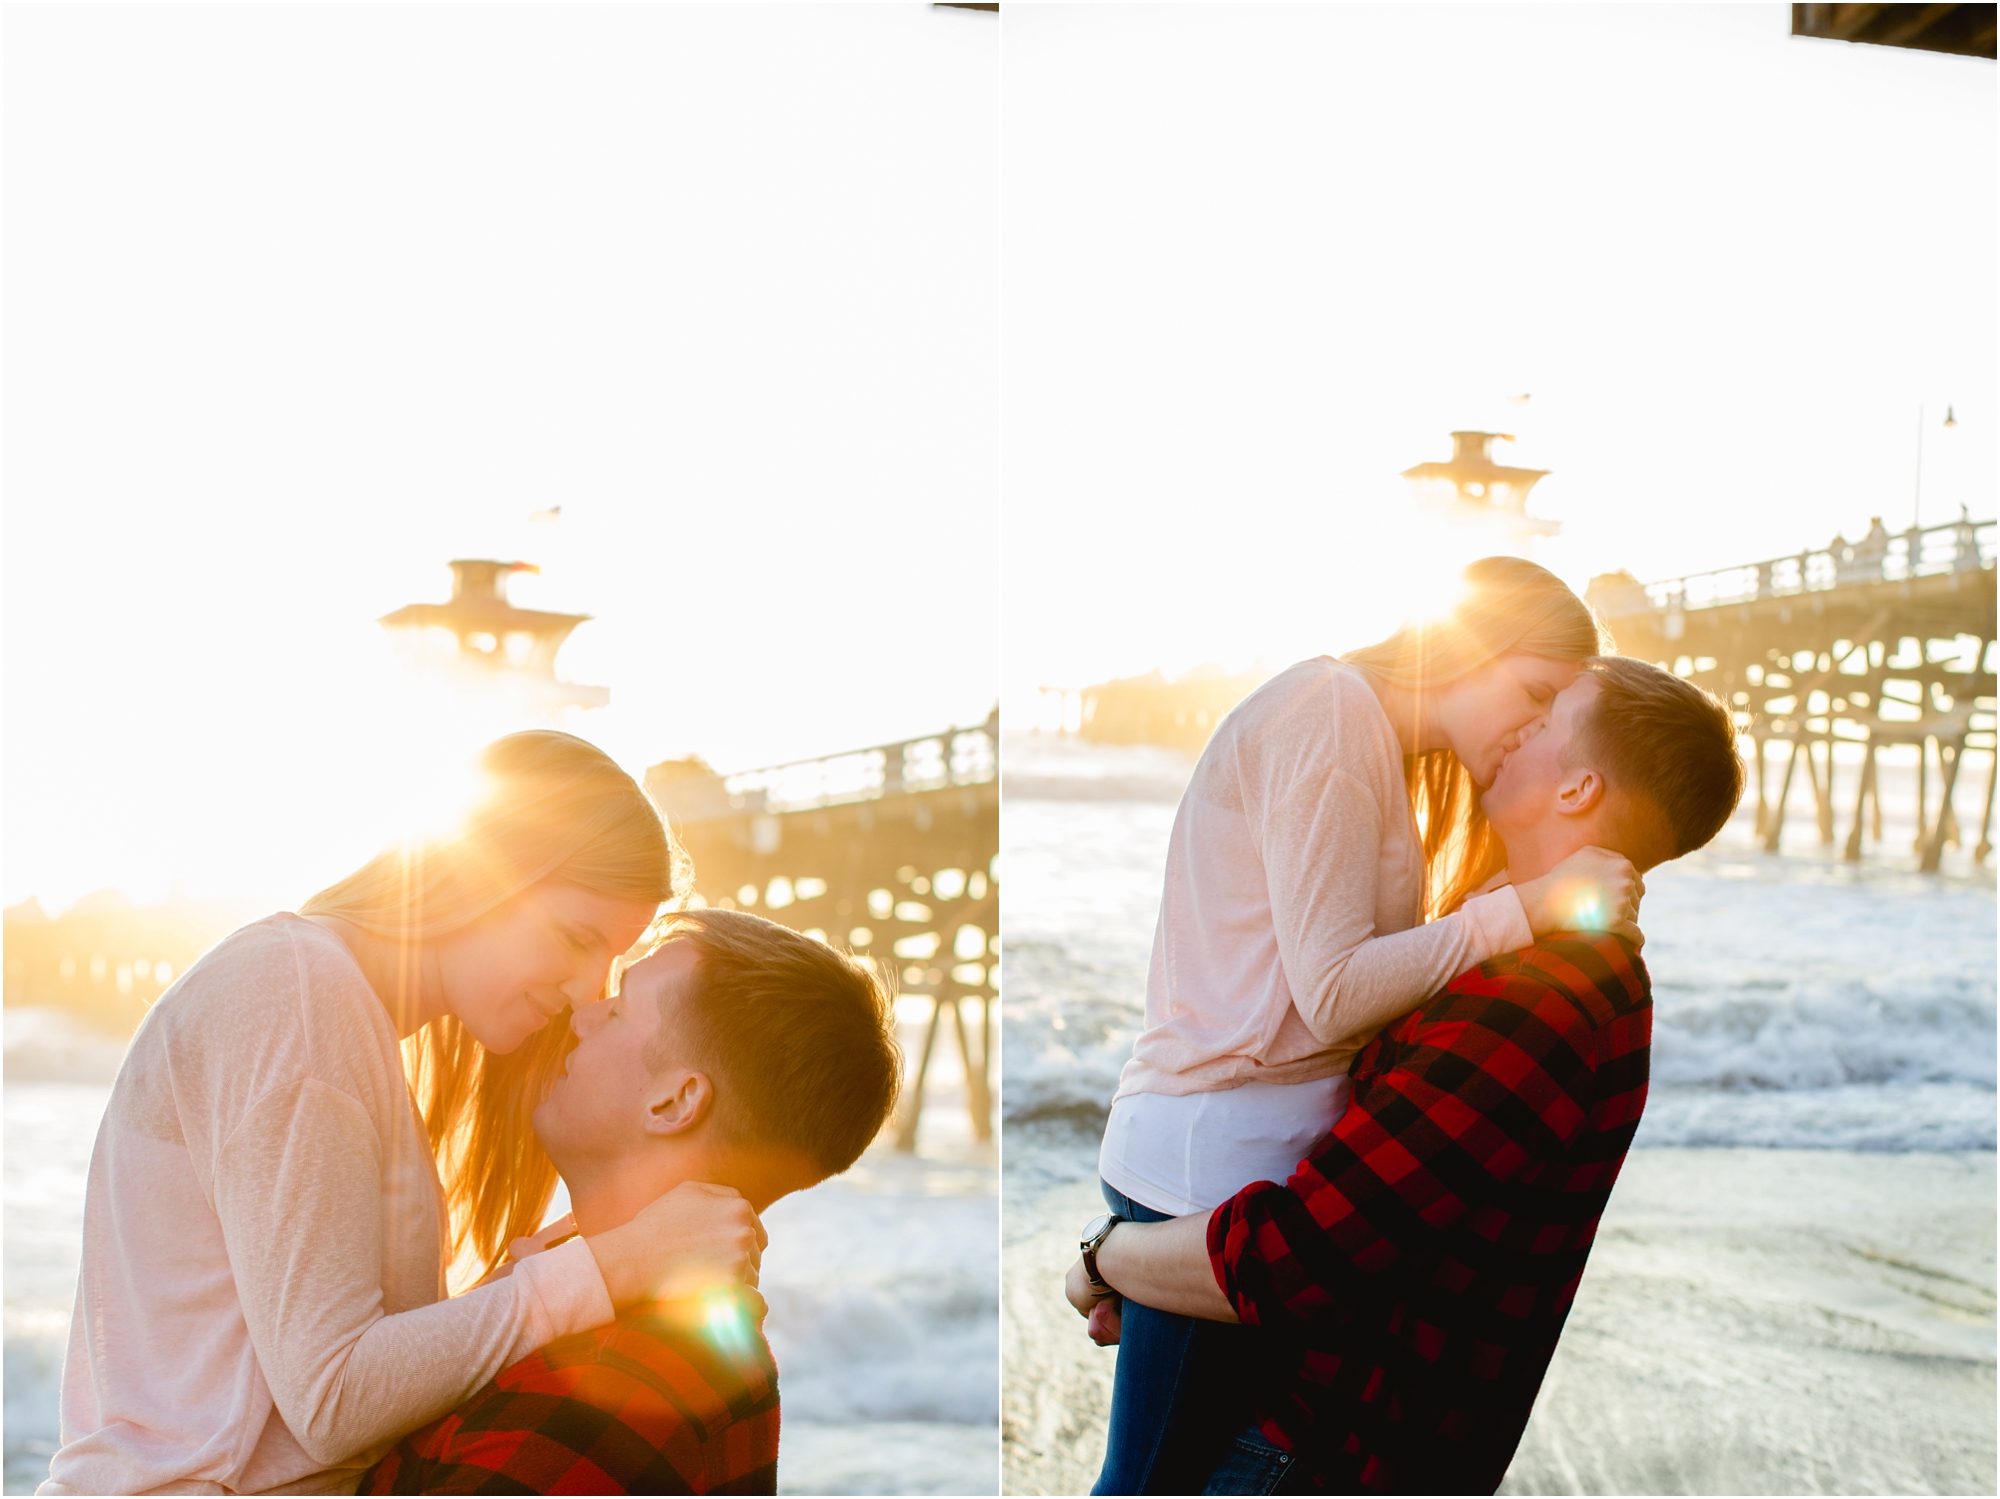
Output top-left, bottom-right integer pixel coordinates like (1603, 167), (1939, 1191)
(758, 1178), (997, 1428)
(999, 935), (1142, 1149)
(1650, 978), (1994, 1093)
(1003, 931), (1997, 1156)
(766, 1278), (998, 1425)
(4, 1008), (128, 1086)
(4, 1328), (64, 1494)
(1636, 1082), (1994, 1151)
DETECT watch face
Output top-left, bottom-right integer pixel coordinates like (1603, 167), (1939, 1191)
(1081, 1213), (1114, 1246)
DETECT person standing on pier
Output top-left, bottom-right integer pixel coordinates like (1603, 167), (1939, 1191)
(1078, 557), (1646, 1495)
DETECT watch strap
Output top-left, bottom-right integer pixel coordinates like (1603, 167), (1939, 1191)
(1081, 1214), (1123, 1291)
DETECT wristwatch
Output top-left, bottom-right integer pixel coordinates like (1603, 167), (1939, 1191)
(1080, 1212), (1124, 1292)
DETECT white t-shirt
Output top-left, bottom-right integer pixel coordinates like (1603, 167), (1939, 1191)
(1100, 1077), (1353, 1217)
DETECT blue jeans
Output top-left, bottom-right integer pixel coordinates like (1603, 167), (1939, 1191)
(1201, 1425), (1303, 1495)
(1091, 1180), (1264, 1496)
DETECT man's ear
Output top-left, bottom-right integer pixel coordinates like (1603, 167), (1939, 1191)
(1553, 762), (1607, 818)
(642, 1069), (715, 1138)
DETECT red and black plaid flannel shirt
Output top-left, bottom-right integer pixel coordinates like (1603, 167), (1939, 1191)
(1207, 931), (1652, 1495)
(362, 1291), (779, 1495)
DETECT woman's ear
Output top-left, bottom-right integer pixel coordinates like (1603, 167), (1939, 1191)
(643, 1069), (714, 1137)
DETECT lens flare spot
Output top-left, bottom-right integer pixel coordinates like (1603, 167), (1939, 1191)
(702, 1292), (755, 1357)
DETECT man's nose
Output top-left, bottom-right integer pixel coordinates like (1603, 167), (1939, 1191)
(1511, 716), (1547, 748)
(571, 997), (611, 1037)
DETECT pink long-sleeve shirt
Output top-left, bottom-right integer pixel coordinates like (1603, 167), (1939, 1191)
(43, 915), (614, 1496)
(1101, 658), (1531, 1212)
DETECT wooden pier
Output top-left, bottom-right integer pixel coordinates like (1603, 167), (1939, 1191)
(1587, 516), (1996, 871)
(645, 713), (998, 1149)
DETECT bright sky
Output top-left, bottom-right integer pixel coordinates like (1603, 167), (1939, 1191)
(6, 6), (998, 912)
(1004, 4), (1994, 710)
(7, 6), (1993, 913)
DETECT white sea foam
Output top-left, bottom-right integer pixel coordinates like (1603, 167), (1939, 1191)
(3, 1008), (128, 1086)
(760, 1173), (998, 1428)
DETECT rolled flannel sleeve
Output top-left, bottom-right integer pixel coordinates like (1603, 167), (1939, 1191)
(1207, 965), (1599, 1332)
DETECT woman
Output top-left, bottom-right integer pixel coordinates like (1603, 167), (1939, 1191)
(1085, 557), (1644, 1495)
(43, 732), (761, 1496)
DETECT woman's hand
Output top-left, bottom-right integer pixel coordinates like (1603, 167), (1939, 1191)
(1085, 1298), (1123, 1346)
(507, 1212), (578, 1262)
(584, 1181), (767, 1308)
(1066, 1256), (1114, 1317)
(1513, 845), (1645, 946)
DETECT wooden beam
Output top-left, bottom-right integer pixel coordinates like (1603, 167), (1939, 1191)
(947, 996), (993, 1142)
(1875, 2), (1961, 45)
(1810, 738), (1836, 844)
(1843, 741), (1877, 862)
(1794, 2), (1997, 56)
(1921, 739), (1967, 872)
(1752, 736), (1770, 839)
(1976, 749), (1997, 864)
(1913, 735), (1932, 852)
(1764, 739), (1804, 853)
(895, 998), (947, 1151)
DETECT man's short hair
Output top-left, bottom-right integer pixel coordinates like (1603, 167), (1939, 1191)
(1568, 656), (1745, 860)
(642, 908), (901, 1177)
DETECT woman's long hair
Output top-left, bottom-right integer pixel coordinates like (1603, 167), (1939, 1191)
(1342, 557), (1610, 920)
(302, 731), (688, 1286)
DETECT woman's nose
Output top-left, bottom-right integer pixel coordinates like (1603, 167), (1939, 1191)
(565, 959), (615, 1009)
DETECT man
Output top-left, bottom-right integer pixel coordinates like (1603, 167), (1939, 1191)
(366, 908), (902, 1496)
(1066, 655), (1744, 1494)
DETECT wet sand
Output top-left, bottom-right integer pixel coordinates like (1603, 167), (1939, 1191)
(1002, 1149), (1995, 1496)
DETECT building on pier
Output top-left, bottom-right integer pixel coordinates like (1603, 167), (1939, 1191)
(378, 559), (608, 719)
(1400, 430), (1560, 558)
(1587, 515), (1997, 871)
(1036, 432), (1564, 744)
(645, 713), (999, 1150)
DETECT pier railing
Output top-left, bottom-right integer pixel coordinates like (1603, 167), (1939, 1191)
(1603, 517), (1996, 617)
(660, 722), (997, 824)
(1586, 523), (1995, 871)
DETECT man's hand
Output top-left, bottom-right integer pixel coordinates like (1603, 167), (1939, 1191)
(585, 1181), (767, 1308)
(1514, 845), (1645, 947)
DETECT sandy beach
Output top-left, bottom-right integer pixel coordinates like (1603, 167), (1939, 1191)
(1002, 1148), (1995, 1496)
